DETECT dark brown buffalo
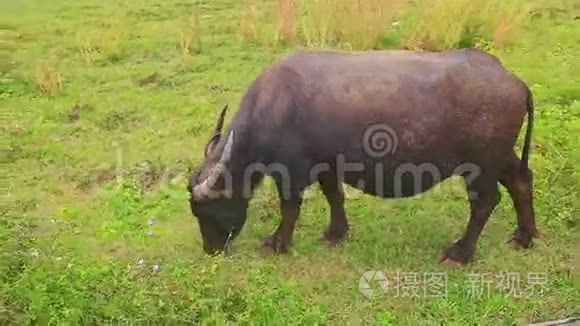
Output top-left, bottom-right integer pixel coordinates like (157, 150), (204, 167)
(187, 48), (537, 266)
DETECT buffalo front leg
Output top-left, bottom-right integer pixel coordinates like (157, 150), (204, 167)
(500, 153), (538, 249)
(260, 182), (303, 254)
(441, 180), (500, 266)
(319, 171), (349, 245)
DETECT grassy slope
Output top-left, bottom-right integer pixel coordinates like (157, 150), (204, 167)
(2, 0), (579, 324)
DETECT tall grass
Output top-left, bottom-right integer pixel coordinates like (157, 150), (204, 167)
(35, 61), (62, 95)
(76, 28), (100, 65)
(401, 0), (531, 51)
(297, 0), (404, 50)
(75, 9), (132, 64)
(296, 0), (337, 48)
(275, 0), (297, 43)
(238, 0), (403, 50)
(401, 0), (480, 51)
(100, 11), (131, 60)
(239, 0), (258, 43)
(179, 10), (203, 58)
(236, 0), (530, 52)
(484, 0), (531, 46)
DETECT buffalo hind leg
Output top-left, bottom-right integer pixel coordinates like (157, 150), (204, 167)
(319, 171), (349, 245)
(260, 180), (303, 254)
(500, 153), (538, 249)
(441, 179), (500, 266)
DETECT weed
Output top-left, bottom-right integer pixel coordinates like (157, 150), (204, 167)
(100, 10), (132, 61)
(76, 28), (100, 65)
(240, 0), (258, 43)
(137, 72), (160, 87)
(35, 61), (62, 96)
(401, 0), (483, 51)
(178, 10), (203, 59)
(67, 104), (94, 122)
(401, 0), (531, 51)
(296, 0), (403, 50)
(296, 0), (336, 48)
(75, 9), (132, 65)
(0, 29), (19, 74)
(275, 0), (297, 44)
(95, 108), (142, 131)
(334, 0), (405, 50)
(485, 0), (532, 46)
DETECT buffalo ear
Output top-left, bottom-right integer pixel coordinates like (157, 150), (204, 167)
(204, 134), (220, 158)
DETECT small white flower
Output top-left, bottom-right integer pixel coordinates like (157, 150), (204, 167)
(152, 264), (161, 272)
(137, 258), (145, 265)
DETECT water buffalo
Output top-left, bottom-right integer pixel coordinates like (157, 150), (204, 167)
(187, 48), (537, 266)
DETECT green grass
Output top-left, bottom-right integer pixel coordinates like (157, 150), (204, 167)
(2, 0), (579, 324)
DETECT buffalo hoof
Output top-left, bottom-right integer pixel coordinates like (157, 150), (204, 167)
(507, 228), (535, 250)
(439, 257), (465, 268)
(440, 243), (472, 267)
(259, 235), (290, 254)
(322, 228), (348, 246)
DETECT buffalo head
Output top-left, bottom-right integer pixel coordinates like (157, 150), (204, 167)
(187, 105), (249, 255)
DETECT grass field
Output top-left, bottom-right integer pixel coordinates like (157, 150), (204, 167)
(2, 0), (579, 324)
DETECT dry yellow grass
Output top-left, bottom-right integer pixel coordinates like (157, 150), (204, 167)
(296, 0), (335, 48)
(100, 10), (131, 57)
(76, 28), (100, 65)
(179, 11), (203, 58)
(75, 9), (132, 64)
(297, 0), (404, 50)
(401, 0), (482, 51)
(275, 0), (297, 43)
(486, 0), (531, 46)
(239, 0), (258, 43)
(336, 0), (406, 50)
(401, 0), (531, 51)
(35, 61), (62, 95)
(239, 0), (403, 50)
